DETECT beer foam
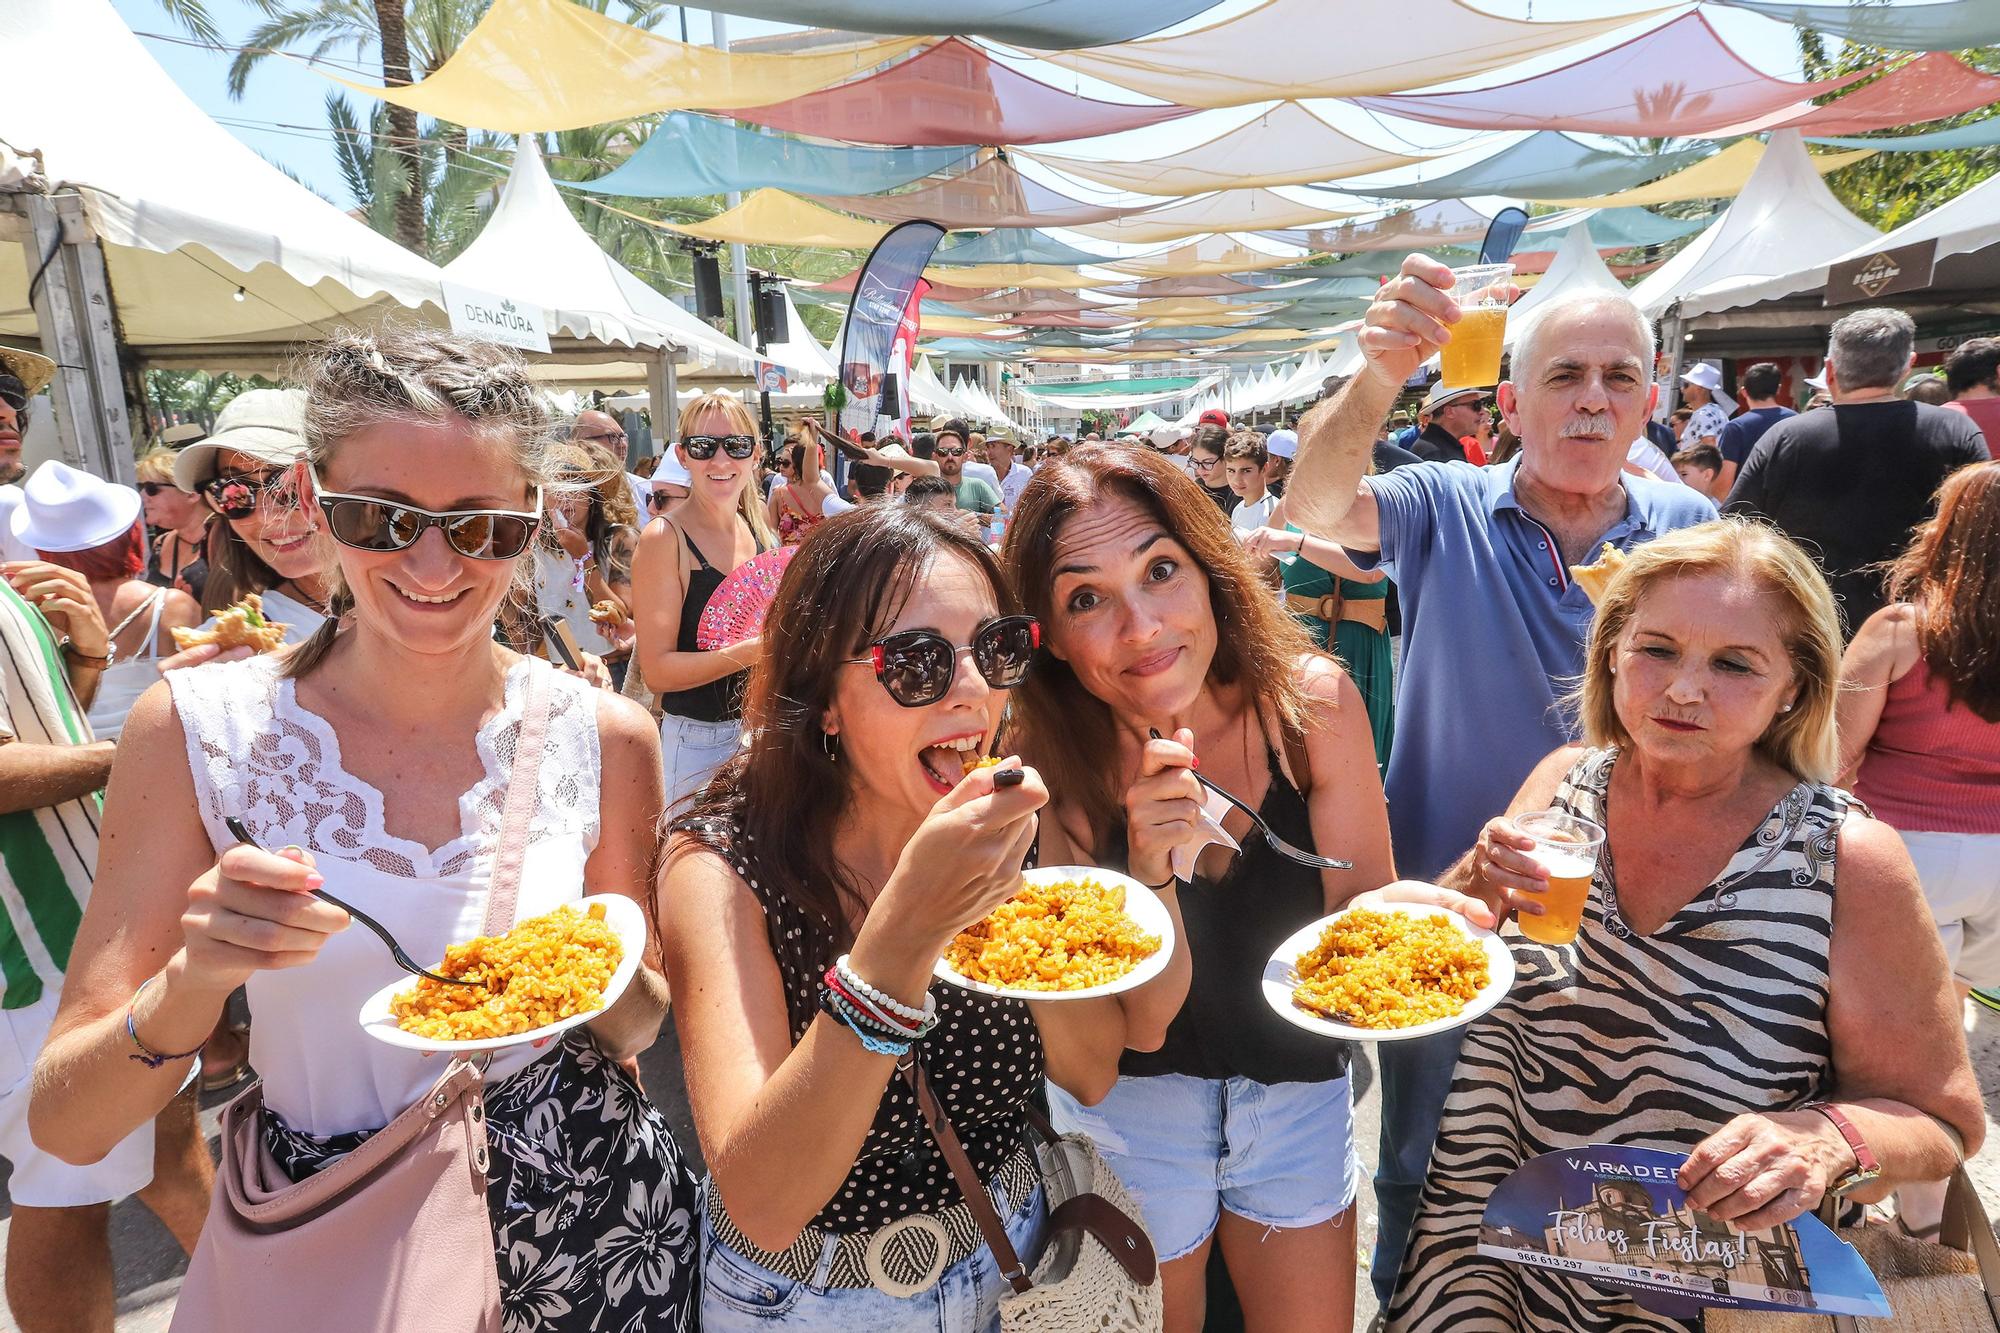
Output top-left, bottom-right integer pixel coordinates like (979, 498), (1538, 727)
(1530, 847), (1594, 879)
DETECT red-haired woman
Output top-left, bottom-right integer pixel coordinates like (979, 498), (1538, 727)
(10, 462), (199, 739)
(1002, 444), (1491, 1332)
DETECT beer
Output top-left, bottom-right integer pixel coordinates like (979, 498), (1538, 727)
(1439, 305), (1508, 390)
(1512, 810), (1605, 947)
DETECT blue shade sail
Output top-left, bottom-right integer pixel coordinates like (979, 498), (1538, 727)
(1535, 206), (1711, 249)
(569, 113), (974, 197)
(1810, 120), (2000, 153)
(932, 228), (1110, 266)
(1323, 132), (1711, 202)
(689, 0), (1221, 48)
(1715, 0), (2000, 51)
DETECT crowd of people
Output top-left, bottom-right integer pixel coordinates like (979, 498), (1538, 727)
(0, 248), (1991, 1333)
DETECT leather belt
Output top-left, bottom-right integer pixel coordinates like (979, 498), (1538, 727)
(704, 1143), (1040, 1294)
(1285, 591), (1388, 632)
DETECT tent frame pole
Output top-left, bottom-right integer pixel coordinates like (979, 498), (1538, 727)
(648, 350), (677, 453)
(3, 190), (135, 483)
(1658, 308), (1687, 420)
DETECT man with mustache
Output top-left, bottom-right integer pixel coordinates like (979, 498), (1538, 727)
(1288, 259), (1717, 1312)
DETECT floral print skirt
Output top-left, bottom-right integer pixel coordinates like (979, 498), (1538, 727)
(266, 1033), (700, 1332)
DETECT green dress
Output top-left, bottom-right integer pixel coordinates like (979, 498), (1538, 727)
(1278, 525), (1394, 770)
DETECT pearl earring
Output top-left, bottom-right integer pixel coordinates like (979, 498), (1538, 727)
(1781, 702), (1794, 713)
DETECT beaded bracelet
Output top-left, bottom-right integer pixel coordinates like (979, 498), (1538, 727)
(825, 968), (939, 1040)
(124, 976), (204, 1069)
(818, 990), (914, 1057)
(834, 954), (935, 1026)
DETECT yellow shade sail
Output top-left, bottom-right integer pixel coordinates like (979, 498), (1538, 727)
(1021, 103), (1429, 195)
(1107, 238), (1305, 279)
(664, 189), (889, 249)
(918, 314), (1032, 337)
(923, 263), (1119, 290)
(1035, 0), (1672, 109)
(330, 0), (924, 132)
(1068, 189), (1362, 244)
(1212, 326), (1326, 345)
(1540, 139), (1875, 208)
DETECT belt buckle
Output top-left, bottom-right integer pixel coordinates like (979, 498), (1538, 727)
(864, 1212), (953, 1298)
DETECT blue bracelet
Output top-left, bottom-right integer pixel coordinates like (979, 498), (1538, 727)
(831, 1005), (912, 1058)
(124, 976), (203, 1069)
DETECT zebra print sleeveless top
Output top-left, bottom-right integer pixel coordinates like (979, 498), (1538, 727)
(1388, 747), (1853, 1333)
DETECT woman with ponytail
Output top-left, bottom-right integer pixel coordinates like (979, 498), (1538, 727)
(32, 326), (699, 1331)
(631, 391), (775, 809)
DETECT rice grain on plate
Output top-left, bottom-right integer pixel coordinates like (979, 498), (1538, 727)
(1292, 907), (1489, 1030)
(391, 902), (623, 1040)
(946, 877), (1161, 992)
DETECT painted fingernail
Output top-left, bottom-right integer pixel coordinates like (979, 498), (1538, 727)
(304, 873), (325, 890)
(281, 844), (304, 858)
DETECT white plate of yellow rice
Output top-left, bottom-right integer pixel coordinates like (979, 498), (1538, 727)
(358, 895), (647, 1054)
(935, 866), (1175, 1002)
(1262, 898), (1513, 1043)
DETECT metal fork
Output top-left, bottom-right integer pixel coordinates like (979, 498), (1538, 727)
(1148, 729), (1354, 871)
(223, 817), (480, 987)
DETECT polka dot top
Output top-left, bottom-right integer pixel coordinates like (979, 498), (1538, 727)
(694, 816), (1043, 1234)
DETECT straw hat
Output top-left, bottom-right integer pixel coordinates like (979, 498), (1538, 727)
(1420, 382), (1487, 413)
(159, 422), (207, 447)
(0, 347), (56, 397)
(171, 389), (309, 492)
(9, 460), (142, 553)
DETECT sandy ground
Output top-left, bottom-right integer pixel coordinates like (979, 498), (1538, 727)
(2, 1007), (1994, 1331)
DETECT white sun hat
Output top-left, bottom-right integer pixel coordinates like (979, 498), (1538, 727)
(10, 459), (143, 553)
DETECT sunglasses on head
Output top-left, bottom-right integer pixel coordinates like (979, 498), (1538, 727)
(846, 615), (1039, 708)
(681, 434), (757, 461)
(200, 470), (293, 520)
(314, 484), (541, 560)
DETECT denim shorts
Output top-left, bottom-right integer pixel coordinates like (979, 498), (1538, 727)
(1049, 1073), (1361, 1262)
(699, 1180), (1047, 1331)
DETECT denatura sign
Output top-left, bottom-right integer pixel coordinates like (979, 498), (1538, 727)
(441, 282), (552, 353)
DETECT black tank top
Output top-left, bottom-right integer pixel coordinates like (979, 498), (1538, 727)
(1115, 744), (1351, 1084)
(658, 526), (759, 723)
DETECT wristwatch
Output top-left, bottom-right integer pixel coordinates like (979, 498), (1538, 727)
(1803, 1101), (1881, 1195)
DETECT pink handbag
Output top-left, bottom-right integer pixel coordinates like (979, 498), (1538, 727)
(171, 669), (551, 1333)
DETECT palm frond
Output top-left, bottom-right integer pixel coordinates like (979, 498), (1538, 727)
(153, 0), (224, 45)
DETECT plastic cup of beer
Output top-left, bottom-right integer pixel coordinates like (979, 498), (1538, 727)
(1512, 810), (1604, 946)
(1438, 262), (1515, 390)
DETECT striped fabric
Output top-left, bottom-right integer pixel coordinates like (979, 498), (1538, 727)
(1388, 747), (1849, 1332)
(0, 581), (97, 1010)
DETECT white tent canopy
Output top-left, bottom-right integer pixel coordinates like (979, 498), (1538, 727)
(1506, 221), (1627, 334)
(0, 0), (447, 362)
(445, 141), (789, 375)
(1628, 130), (1879, 320)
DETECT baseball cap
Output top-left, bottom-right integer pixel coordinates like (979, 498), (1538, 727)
(1266, 429), (1298, 460)
(1198, 408), (1229, 429)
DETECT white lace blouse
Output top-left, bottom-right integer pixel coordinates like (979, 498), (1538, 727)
(167, 653), (601, 1136)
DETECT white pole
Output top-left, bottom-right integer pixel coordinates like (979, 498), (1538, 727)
(710, 12), (757, 351)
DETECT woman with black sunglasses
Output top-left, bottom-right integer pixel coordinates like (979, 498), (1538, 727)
(631, 392), (775, 810)
(663, 504), (1190, 1331)
(33, 326), (698, 1332)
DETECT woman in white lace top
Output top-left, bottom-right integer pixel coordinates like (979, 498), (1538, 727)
(31, 327), (699, 1331)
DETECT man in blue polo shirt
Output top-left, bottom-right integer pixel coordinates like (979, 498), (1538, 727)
(1290, 257), (1716, 1307)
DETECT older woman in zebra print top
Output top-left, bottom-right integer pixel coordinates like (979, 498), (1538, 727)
(1387, 521), (1984, 1333)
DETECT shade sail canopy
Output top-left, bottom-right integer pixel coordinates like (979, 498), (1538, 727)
(332, 0), (921, 132)
(925, 263), (1120, 290)
(1349, 13), (1874, 137)
(1541, 138), (1873, 208)
(1107, 238), (1308, 278)
(937, 289), (1109, 314)
(1015, 373), (1223, 409)
(0, 0), (446, 358)
(690, 0), (1215, 47)
(1627, 132), (1879, 319)
(819, 156), (1138, 228)
(1713, 0), (2000, 51)
(931, 228), (1109, 266)
(445, 142), (778, 373)
(1093, 275), (1271, 298)
(1022, 103), (1429, 195)
(920, 314), (1035, 337)
(1037, 0), (1668, 108)
(665, 189), (888, 248)
(1000, 309), (1137, 329)
(920, 338), (1021, 359)
(1533, 206), (1711, 249)
(1811, 120), (2000, 153)
(729, 38), (1192, 148)
(1750, 55), (2000, 137)
(1270, 199), (1494, 254)
(1068, 189), (1361, 244)
(569, 113), (972, 197)
(1120, 297), (1282, 319)
(1339, 132), (1709, 202)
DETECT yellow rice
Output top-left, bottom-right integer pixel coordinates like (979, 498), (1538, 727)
(1291, 907), (1489, 1030)
(391, 902), (623, 1040)
(946, 877), (1161, 992)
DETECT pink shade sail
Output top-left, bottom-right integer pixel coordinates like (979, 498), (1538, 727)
(724, 38), (1193, 147)
(818, 155), (1141, 228)
(1347, 12), (1876, 137)
(1752, 54), (2000, 136)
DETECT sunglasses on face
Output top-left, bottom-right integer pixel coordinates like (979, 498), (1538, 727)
(314, 485), (541, 560)
(137, 482), (176, 497)
(645, 490), (682, 512)
(575, 429), (626, 447)
(681, 434), (757, 461)
(934, 446), (966, 458)
(200, 470), (293, 520)
(0, 379), (26, 413)
(846, 615), (1039, 708)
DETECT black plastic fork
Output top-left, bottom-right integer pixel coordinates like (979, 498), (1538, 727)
(223, 816), (479, 986)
